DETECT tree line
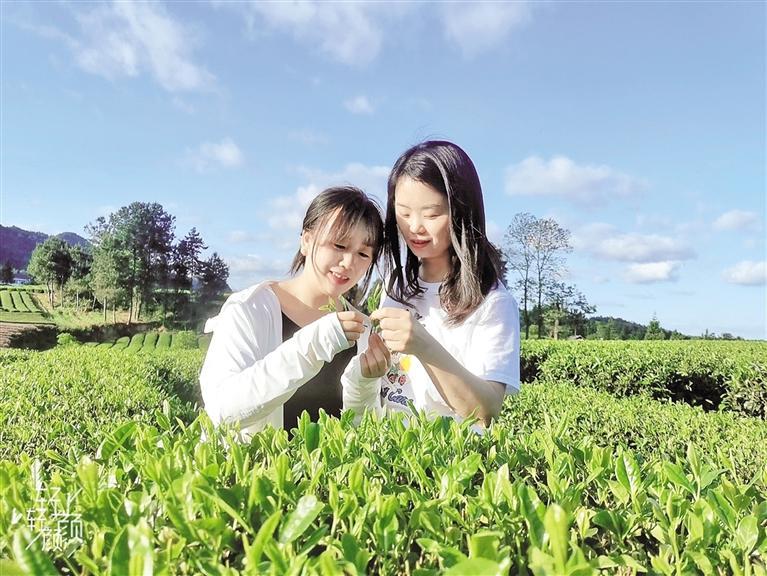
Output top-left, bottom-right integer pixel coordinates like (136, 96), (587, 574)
(501, 212), (691, 340)
(27, 202), (229, 325)
(21, 203), (708, 339)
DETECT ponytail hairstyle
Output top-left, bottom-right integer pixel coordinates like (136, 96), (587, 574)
(290, 186), (384, 297)
(383, 141), (503, 325)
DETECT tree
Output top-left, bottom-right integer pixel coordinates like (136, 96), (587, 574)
(645, 314), (665, 340)
(173, 228), (206, 291)
(198, 253), (230, 299)
(27, 238), (72, 308)
(503, 213), (536, 338)
(542, 282), (595, 339)
(504, 213), (572, 338)
(0, 262), (12, 284)
(90, 233), (128, 323)
(65, 245), (92, 311)
(87, 202), (175, 323)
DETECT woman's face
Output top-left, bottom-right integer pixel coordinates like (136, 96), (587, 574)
(302, 211), (375, 298)
(394, 176), (452, 268)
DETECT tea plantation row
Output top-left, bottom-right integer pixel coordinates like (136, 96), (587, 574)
(521, 340), (767, 418)
(0, 346), (765, 574)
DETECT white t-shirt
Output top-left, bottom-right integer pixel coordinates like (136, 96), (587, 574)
(344, 279), (520, 421)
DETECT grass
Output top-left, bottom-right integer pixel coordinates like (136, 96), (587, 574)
(0, 311), (54, 324)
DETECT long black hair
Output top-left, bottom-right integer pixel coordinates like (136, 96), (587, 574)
(290, 186), (384, 296)
(383, 141), (503, 325)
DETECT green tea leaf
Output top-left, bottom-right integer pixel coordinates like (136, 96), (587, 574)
(468, 531), (503, 562)
(445, 558), (504, 576)
(544, 504), (569, 572)
(735, 515), (758, 553)
(253, 511), (282, 564)
(11, 529), (58, 576)
(279, 494), (324, 544)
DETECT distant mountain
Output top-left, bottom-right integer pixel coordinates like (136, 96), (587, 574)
(0, 225), (90, 270)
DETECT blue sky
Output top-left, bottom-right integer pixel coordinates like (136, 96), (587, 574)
(2, 1), (765, 339)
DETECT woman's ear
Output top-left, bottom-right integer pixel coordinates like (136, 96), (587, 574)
(299, 230), (312, 257)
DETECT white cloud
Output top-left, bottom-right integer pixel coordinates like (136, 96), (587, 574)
(269, 163), (389, 233)
(171, 97), (195, 114)
(486, 220), (503, 245)
(713, 210), (760, 231)
(344, 95), (375, 115)
(51, 2), (215, 92)
(505, 156), (645, 207)
(624, 261), (681, 284)
(441, 2), (532, 57)
(289, 130), (329, 146)
(227, 230), (258, 244)
(573, 223), (695, 263)
(226, 254), (290, 290)
(186, 138), (244, 172)
(722, 261), (767, 286)
(247, 2), (385, 67)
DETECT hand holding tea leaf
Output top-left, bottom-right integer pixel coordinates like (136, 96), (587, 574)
(319, 296), (364, 343)
(336, 310), (366, 344)
(360, 331), (392, 378)
(370, 307), (430, 356)
(364, 282), (383, 333)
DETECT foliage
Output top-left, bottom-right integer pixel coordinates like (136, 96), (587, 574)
(27, 237), (73, 308)
(0, 342), (764, 575)
(86, 202), (176, 323)
(504, 213), (572, 339)
(0, 289), (51, 324)
(171, 330), (201, 350)
(56, 333), (80, 347)
(541, 282), (595, 339)
(502, 381), (767, 485)
(521, 340), (767, 418)
(198, 252), (230, 299)
(0, 397), (764, 574)
(645, 315), (665, 340)
(0, 348), (202, 460)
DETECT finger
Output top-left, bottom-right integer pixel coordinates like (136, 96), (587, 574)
(340, 319), (366, 333)
(337, 310), (365, 323)
(368, 341), (390, 371)
(360, 352), (373, 378)
(370, 333), (392, 359)
(378, 333), (405, 352)
(342, 329), (364, 342)
(370, 307), (408, 322)
(379, 329), (401, 343)
(376, 317), (407, 332)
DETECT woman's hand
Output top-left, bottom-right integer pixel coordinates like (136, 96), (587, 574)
(370, 307), (431, 356)
(360, 332), (392, 378)
(336, 310), (366, 344)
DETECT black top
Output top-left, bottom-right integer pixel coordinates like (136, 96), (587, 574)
(281, 312), (356, 431)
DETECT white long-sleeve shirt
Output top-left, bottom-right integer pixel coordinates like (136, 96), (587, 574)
(200, 281), (358, 438)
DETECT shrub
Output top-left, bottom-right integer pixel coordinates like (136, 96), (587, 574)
(56, 333), (79, 347)
(171, 330), (199, 350)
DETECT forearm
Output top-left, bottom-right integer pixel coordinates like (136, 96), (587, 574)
(417, 338), (505, 426)
(201, 313), (349, 425)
